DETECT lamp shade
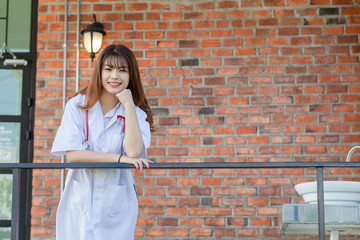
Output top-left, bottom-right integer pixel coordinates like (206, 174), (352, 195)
(83, 31), (103, 54)
(81, 14), (106, 61)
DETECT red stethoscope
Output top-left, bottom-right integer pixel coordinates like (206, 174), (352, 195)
(83, 109), (125, 150)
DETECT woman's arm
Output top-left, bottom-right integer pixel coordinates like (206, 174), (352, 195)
(123, 103), (144, 157)
(116, 89), (145, 157)
(66, 150), (119, 163)
(66, 150), (152, 171)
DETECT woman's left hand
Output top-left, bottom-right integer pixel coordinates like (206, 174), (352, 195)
(119, 155), (153, 172)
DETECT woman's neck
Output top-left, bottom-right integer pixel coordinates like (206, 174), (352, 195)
(99, 91), (119, 115)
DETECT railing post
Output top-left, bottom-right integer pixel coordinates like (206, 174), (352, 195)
(11, 168), (20, 240)
(317, 167), (325, 240)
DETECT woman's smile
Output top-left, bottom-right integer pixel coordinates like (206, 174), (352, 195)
(108, 81), (122, 88)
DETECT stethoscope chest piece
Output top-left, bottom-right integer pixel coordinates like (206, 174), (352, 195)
(83, 141), (90, 150)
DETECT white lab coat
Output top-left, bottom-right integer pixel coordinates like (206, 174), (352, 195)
(51, 94), (151, 240)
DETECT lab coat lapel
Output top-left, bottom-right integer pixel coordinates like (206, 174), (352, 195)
(88, 101), (104, 143)
(104, 103), (125, 131)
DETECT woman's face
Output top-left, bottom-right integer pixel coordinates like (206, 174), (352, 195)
(101, 59), (130, 96)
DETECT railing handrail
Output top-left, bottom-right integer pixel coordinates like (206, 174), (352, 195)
(0, 161), (359, 169)
(6, 161), (360, 240)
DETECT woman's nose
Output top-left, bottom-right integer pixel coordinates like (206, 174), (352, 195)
(111, 70), (119, 78)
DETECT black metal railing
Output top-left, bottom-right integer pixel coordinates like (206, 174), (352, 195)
(3, 161), (360, 240)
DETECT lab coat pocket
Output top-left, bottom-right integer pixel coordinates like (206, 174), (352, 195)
(68, 180), (88, 215)
(105, 184), (128, 217)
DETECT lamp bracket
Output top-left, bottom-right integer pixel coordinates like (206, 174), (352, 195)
(80, 14), (106, 36)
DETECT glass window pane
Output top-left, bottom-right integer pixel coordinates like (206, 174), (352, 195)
(0, 69), (22, 116)
(0, 175), (12, 220)
(0, 0), (6, 18)
(0, 20), (5, 48)
(8, 0), (31, 52)
(0, 228), (11, 240)
(0, 123), (20, 163)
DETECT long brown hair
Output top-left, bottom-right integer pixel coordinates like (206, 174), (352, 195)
(76, 44), (155, 132)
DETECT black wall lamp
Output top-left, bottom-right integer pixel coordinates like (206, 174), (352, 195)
(81, 14), (106, 61)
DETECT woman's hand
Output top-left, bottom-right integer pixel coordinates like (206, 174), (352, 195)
(115, 89), (135, 108)
(119, 155), (153, 172)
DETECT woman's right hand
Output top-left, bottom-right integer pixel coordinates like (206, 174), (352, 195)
(119, 155), (153, 172)
(115, 89), (135, 109)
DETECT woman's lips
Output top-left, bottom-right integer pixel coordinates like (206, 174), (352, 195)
(108, 82), (121, 88)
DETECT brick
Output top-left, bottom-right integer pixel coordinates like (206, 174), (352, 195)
(191, 228), (212, 236)
(214, 228), (235, 237)
(174, 3), (193, 10)
(243, 19), (256, 27)
(288, 0), (307, 5)
(310, 0), (330, 4)
(251, 96), (272, 105)
(237, 228), (259, 237)
(135, 22), (155, 30)
(191, 49), (211, 57)
(280, 18), (305, 26)
(268, 38), (289, 46)
(168, 228), (189, 237)
(343, 7), (360, 15)
(195, 20), (214, 29)
(93, 4), (112, 11)
(258, 207), (279, 215)
(297, 8), (318, 16)
(191, 147), (212, 155)
(295, 135), (316, 143)
(305, 124), (326, 132)
(31, 227), (52, 236)
(259, 18), (278, 26)
(146, 228), (166, 237)
(245, 38), (266, 46)
(163, 12), (182, 20)
(150, 3), (170, 10)
(32, 188), (53, 197)
(184, 12), (204, 20)
(44, 178), (60, 187)
(114, 23), (133, 30)
(264, 0), (285, 6)
(173, 21), (192, 29)
(236, 48), (256, 55)
(279, 28), (299, 36)
(168, 187), (189, 196)
(190, 187), (211, 196)
(158, 218), (178, 226)
(167, 31), (187, 39)
(31, 207), (51, 216)
(128, 3), (148, 11)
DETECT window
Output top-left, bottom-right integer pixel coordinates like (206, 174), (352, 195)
(0, 0), (37, 239)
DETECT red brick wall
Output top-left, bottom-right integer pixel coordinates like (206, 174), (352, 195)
(32, 0), (360, 239)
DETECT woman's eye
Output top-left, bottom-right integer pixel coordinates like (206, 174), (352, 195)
(119, 68), (126, 72)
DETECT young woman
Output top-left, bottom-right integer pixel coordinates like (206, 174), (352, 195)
(51, 44), (154, 240)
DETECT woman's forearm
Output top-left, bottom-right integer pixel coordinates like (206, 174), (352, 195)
(66, 150), (119, 163)
(123, 105), (144, 157)
(66, 150), (152, 172)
